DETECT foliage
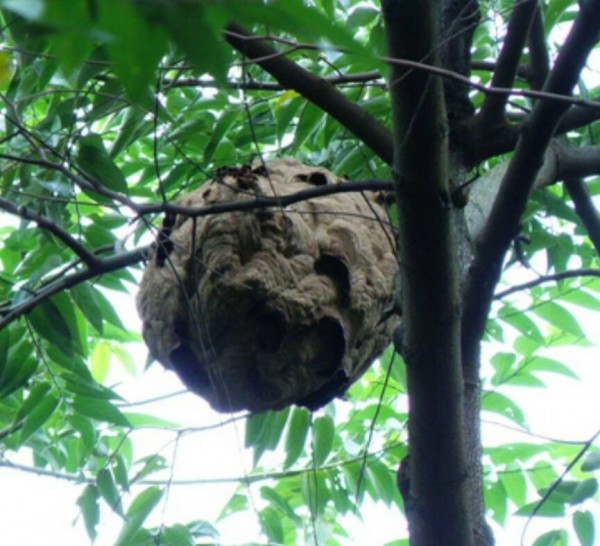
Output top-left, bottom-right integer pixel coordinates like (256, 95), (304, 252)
(0, 0), (599, 545)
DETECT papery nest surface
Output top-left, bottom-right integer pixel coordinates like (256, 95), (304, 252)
(137, 159), (398, 412)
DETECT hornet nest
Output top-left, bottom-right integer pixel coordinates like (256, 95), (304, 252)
(137, 159), (398, 413)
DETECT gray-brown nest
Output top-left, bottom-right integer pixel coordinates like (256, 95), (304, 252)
(137, 159), (399, 413)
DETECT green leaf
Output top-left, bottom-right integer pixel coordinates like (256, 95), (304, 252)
(113, 454), (130, 491)
(69, 414), (97, 452)
(110, 106), (148, 158)
(545, 0), (575, 32)
(532, 529), (566, 546)
(245, 409), (289, 467)
(123, 412), (181, 430)
(15, 382), (51, 422)
(0, 342), (38, 399)
(217, 493), (248, 522)
(500, 468), (527, 508)
(44, 1), (93, 77)
(570, 478), (598, 505)
(366, 459), (396, 506)
(527, 356), (579, 380)
(114, 486), (163, 546)
(77, 133), (129, 195)
(260, 485), (302, 526)
(90, 342), (111, 383)
(533, 301), (584, 337)
(259, 506), (284, 544)
(161, 524), (194, 546)
(293, 102), (325, 152)
(0, 326), (9, 384)
(573, 510), (595, 546)
(481, 391), (527, 428)
(72, 395), (131, 427)
(227, 0), (372, 58)
(516, 500), (565, 517)
(561, 288), (600, 311)
(97, 0), (167, 102)
(130, 454), (168, 483)
(97, 468), (124, 516)
(77, 484), (100, 541)
(245, 412), (269, 450)
(111, 345), (137, 375)
(581, 451), (600, 472)
(186, 519), (219, 539)
(499, 306), (544, 342)
(70, 283), (103, 334)
(284, 406), (310, 468)
(312, 414), (335, 466)
(347, 6), (379, 27)
(486, 479), (508, 525)
(29, 296), (82, 357)
(19, 393), (59, 443)
(300, 469), (329, 515)
(164, 4), (230, 85)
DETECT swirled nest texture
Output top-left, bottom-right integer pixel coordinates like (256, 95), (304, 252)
(137, 159), (398, 413)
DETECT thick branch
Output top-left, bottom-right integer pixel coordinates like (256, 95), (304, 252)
(224, 24), (394, 164)
(462, 0), (600, 379)
(470, 97), (600, 162)
(560, 146), (600, 180)
(564, 178), (600, 255)
(383, 1), (472, 544)
(526, 6), (550, 91)
(477, 0), (537, 127)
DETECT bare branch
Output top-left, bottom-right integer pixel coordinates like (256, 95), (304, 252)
(520, 427), (600, 546)
(0, 177), (395, 329)
(526, 6), (550, 91)
(560, 146), (600, 180)
(494, 269), (600, 299)
(0, 247), (147, 330)
(462, 0), (600, 378)
(0, 198), (100, 267)
(0, 153), (137, 211)
(165, 72), (384, 91)
(135, 179), (394, 218)
(564, 178), (600, 255)
(477, 0), (538, 127)
(224, 24), (394, 165)
(469, 101), (600, 162)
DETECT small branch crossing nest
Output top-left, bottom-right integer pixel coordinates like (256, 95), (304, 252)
(137, 159), (398, 412)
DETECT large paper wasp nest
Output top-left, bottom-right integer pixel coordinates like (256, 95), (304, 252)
(137, 159), (398, 413)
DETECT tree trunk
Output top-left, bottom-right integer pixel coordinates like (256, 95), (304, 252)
(383, 1), (474, 544)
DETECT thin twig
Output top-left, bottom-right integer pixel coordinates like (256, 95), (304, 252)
(494, 269), (600, 299)
(0, 198), (100, 267)
(520, 427), (600, 546)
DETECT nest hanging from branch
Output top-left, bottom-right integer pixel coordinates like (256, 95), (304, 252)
(137, 159), (398, 413)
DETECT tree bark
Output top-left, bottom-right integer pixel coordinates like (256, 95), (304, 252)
(383, 1), (473, 545)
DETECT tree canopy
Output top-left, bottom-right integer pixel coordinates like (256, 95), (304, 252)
(1, 1), (600, 545)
